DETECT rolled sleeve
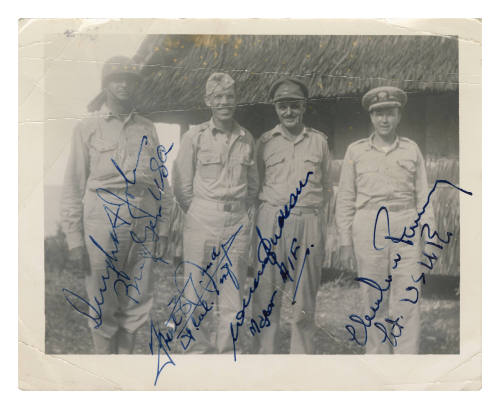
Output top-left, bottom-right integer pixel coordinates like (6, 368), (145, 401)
(335, 146), (357, 247)
(60, 122), (89, 250)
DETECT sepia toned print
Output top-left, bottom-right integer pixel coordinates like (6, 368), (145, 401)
(19, 19), (481, 390)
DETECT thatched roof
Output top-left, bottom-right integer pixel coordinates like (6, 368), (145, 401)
(133, 35), (458, 118)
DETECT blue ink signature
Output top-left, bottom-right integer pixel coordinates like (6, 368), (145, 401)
(373, 179), (473, 249)
(149, 225), (242, 386)
(346, 179), (473, 349)
(373, 178), (472, 309)
(345, 275), (393, 346)
(374, 316), (404, 347)
(62, 136), (174, 328)
(229, 171), (314, 361)
(249, 290), (278, 337)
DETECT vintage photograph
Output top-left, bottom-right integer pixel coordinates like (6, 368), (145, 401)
(42, 32), (462, 359)
(18, 18), (482, 390)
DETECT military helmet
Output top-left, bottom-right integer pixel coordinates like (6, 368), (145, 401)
(101, 56), (141, 88)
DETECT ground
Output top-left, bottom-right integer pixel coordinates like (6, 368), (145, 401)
(45, 263), (459, 356)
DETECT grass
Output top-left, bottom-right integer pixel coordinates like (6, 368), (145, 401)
(45, 263), (459, 355)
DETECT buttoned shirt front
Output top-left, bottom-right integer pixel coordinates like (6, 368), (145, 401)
(60, 106), (172, 249)
(336, 133), (432, 246)
(172, 119), (259, 211)
(257, 124), (333, 208)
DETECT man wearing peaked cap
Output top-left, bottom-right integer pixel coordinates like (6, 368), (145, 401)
(361, 86), (408, 112)
(172, 72), (259, 354)
(268, 77), (309, 103)
(251, 77), (333, 354)
(336, 85), (434, 354)
(61, 56), (172, 354)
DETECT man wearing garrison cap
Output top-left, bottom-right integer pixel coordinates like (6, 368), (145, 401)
(336, 86), (434, 354)
(61, 56), (172, 354)
(251, 77), (333, 354)
(172, 72), (259, 353)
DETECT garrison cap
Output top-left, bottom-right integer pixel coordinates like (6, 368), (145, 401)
(362, 86), (407, 112)
(205, 72), (235, 96)
(269, 78), (309, 103)
(101, 56), (141, 88)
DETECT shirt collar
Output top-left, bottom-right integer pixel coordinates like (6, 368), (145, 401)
(272, 124), (309, 144)
(208, 118), (244, 137)
(368, 132), (400, 154)
(99, 104), (137, 124)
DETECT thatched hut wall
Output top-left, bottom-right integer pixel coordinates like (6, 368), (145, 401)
(134, 34), (459, 159)
(134, 34), (458, 111)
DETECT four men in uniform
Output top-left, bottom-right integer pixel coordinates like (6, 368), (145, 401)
(62, 59), (430, 354)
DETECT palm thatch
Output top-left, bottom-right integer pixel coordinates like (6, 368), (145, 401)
(133, 34), (458, 118)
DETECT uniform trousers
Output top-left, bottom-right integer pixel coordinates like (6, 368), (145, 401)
(252, 202), (324, 354)
(352, 207), (422, 354)
(83, 190), (156, 349)
(182, 197), (251, 354)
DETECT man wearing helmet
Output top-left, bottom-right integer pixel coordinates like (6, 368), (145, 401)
(61, 56), (172, 354)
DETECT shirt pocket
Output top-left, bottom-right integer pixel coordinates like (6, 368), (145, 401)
(396, 159), (417, 174)
(356, 161), (379, 175)
(355, 161), (379, 188)
(232, 154), (254, 185)
(89, 137), (119, 181)
(124, 134), (156, 176)
(264, 151), (286, 184)
(197, 151), (223, 182)
(303, 154), (322, 183)
(395, 158), (417, 184)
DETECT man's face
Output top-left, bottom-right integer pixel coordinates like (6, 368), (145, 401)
(205, 85), (236, 122)
(106, 74), (139, 102)
(370, 107), (401, 137)
(274, 99), (306, 130)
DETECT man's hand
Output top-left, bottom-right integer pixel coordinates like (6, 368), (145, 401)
(66, 246), (90, 277)
(154, 236), (169, 259)
(339, 245), (357, 273)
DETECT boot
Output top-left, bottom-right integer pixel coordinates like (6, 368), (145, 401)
(91, 331), (117, 354)
(116, 327), (137, 354)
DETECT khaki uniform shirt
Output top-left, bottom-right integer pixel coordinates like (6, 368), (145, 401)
(60, 107), (172, 250)
(172, 119), (259, 211)
(257, 124), (333, 208)
(336, 134), (432, 246)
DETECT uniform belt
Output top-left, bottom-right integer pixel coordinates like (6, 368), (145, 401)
(292, 206), (320, 215)
(88, 185), (149, 197)
(362, 202), (415, 212)
(264, 203), (320, 216)
(194, 197), (246, 213)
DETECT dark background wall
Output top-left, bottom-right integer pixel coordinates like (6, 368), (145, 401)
(150, 92), (459, 160)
